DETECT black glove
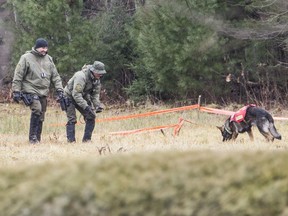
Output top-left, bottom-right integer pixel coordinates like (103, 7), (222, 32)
(56, 90), (64, 100)
(85, 106), (96, 119)
(12, 91), (21, 103)
(95, 106), (103, 113)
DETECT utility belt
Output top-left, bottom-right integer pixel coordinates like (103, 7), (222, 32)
(20, 93), (40, 106)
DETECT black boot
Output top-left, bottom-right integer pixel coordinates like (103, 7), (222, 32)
(29, 113), (40, 144)
(66, 123), (76, 142)
(37, 121), (43, 142)
(82, 119), (95, 142)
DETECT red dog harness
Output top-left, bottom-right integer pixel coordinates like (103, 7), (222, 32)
(230, 104), (256, 123)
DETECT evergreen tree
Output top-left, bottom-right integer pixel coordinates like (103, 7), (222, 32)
(128, 0), (288, 105)
(7, 0), (135, 102)
(5, 0), (288, 105)
(128, 0), (225, 102)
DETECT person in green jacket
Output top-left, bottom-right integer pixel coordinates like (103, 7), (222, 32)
(12, 38), (64, 144)
(64, 61), (106, 143)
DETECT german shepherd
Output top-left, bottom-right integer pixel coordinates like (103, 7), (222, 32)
(217, 105), (281, 142)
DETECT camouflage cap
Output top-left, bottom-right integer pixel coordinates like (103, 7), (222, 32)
(89, 61), (106, 74)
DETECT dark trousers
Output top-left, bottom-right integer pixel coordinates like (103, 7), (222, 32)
(28, 96), (47, 143)
(66, 98), (96, 142)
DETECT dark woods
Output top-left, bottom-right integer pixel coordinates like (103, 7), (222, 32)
(2, 0), (288, 107)
(225, 62), (287, 107)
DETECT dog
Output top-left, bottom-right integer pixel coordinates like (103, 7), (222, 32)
(217, 104), (282, 142)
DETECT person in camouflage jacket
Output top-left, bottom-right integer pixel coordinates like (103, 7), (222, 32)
(64, 61), (106, 142)
(12, 38), (64, 144)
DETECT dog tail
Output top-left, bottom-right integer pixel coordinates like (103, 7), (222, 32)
(269, 123), (282, 140)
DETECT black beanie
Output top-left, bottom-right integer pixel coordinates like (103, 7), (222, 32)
(34, 38), (48, 49)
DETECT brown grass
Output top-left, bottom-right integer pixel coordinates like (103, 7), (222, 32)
(0, 103), (287, 167)
(1, 103), (288, 215)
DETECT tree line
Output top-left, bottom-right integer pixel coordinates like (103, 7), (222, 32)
(4, 0), (288, 107)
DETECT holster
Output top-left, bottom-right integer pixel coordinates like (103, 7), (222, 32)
(59, 97), (70, 111)
(21, 93), (37, 106)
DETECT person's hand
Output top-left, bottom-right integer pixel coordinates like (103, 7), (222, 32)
(12, 91), (21, 103)
(85, 106), (96, 119)
(56, 90), (64, 100)
(95, 106), (104, 113)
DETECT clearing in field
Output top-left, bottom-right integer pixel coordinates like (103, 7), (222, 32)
(0, 103), (287, 167)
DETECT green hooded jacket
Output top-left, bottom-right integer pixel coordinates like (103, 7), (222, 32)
(64, 66), (102, 110)
(12, 48), (63, 96)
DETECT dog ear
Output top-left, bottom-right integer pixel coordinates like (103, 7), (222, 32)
(216, 126), (224, 132)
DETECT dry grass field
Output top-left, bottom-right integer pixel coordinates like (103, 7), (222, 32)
(1, 103), (288, 216)
(0, 102), (287, 167)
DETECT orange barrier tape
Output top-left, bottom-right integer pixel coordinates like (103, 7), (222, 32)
(173, 118), (184, 136)
(110, 118), (187, 136)
(274, 116), (288, 121)
(49, 104), (288, 128)
(200, 106), (288, 121)
(49, 104), (199, 127)
(97, 104), (199, 122)
(108, 107), (288, 136)
(109, 123), (178, 136)
(199, 107), (235, 116)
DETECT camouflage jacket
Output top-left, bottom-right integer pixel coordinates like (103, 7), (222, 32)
(12, 48), (63, 96)
(64, 66), (102, 110)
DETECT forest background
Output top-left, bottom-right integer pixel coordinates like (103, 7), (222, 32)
(1, 1), (288, 215)
(0, 0), (288, 108)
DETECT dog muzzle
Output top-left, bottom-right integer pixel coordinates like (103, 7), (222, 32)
(222, 125), (233, 141)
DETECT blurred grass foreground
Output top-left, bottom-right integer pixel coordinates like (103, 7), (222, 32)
(1, 150), (288, 216)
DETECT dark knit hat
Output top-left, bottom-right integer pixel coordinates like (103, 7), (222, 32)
(34, 38), (48, 49)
